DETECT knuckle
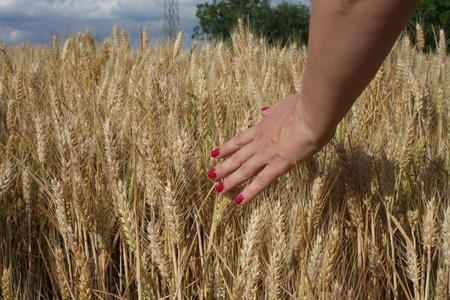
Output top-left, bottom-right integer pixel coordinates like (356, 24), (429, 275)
(271, 154), (290, 170)
(245, 185), (255, 197)
(234, 133), (244, 147)
(239, 164), (251, 179)
(255, 174), (267, 187)
(231, 152), (242, 167)
(260, 144), (272, 156)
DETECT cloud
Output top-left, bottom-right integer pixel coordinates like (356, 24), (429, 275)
(7, 29), (27, 44)
(0, 0), (310, 45)
(0, 0), (191, 22)
(0, 0), (116, 19)
(0, 0), (165, 45)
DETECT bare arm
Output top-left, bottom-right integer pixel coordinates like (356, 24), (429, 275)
(300, 0), (421, 139)
(210, 0), (421, 205)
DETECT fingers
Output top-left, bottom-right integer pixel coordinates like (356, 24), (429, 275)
(212, 145), (256, 180)
(236, 164), (286, 205)
(209, 95), (303, 204)
(217, 153), (266, 194)
(212, 127), (256, 159)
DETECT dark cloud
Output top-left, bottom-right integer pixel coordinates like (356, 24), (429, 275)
(0, 0), (309, 46)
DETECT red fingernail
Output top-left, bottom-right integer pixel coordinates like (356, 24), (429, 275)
(261, 106), (269, 111)
(216, 182), (224, 192)
(235, 194), (244, 204)
(208, 169), (216, 179)
(211, 148), (220, 158)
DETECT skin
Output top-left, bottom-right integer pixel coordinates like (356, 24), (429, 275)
(210, 0), (421, 205)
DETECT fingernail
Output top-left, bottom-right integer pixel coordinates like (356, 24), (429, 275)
(235, 194), (244, 205)
(208, 169), (216, 179)
(261, 106), (269, 111)
(216, 182), (224, 192)
(211, 148), (220, 158)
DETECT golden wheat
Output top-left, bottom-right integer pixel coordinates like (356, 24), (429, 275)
(0, 25), (448, 299)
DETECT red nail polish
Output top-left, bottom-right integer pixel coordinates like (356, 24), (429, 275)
(216, 182), (224, 192)
(235, 194), (244, 204)
(261, 106), (269, 111)
(211, 148), (220, 158)
(208, 169), (216, 179)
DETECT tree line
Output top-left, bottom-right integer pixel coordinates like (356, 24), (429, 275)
(193, 0), (310, 45)
(194, 0), (449, 50)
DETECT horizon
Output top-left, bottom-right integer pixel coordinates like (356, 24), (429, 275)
(0, 0), (310, 47)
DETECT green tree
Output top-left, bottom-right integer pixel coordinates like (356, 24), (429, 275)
(408, 0), (450, 50)
(262, 2), (310, 44)
(193, 0), (310, 45)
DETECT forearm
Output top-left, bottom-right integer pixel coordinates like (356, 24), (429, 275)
(300, 0), (420, 139)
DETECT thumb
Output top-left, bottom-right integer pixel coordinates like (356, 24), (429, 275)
(260, 106), (270, 117)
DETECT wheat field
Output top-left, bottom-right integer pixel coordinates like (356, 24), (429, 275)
(0, 24), (448, 299)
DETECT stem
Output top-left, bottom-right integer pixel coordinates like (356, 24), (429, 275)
(386, 202), (398, 297)
(424, 245), (431, 300)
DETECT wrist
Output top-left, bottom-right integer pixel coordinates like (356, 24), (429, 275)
(294, 93), (337, 150)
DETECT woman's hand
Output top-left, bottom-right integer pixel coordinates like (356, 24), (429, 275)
(208, 0), (420, 205)
(208, 93), (335, 205)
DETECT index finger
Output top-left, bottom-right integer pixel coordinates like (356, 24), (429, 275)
(212, 126), (257, 159)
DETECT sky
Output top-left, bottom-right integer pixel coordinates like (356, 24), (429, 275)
(0, 0), (310, 46)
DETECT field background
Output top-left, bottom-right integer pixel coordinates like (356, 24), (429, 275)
(0, 25), (449, 299)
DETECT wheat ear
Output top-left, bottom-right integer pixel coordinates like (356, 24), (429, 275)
(267, 201), (288, 299)
(146, 221), (171, 281)
(422, 197), (438, 300)
(234, 206), (265, 298)
(54, 247), (71, 300)
(434, 267), (447, 300)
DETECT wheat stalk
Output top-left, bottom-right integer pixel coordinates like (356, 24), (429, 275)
(172, 31), (183, 62)
(422, 197), (438, 300)
(307, 233), (324, 291)
(0, 46), (13, 74)
(147, 220), (172, 278)
(0, 25), (447, 299)
(1, 267), (11, 300)
(267, 201), (289, 299)
(54, 247), (71, 300)
(0, 163), (12, 199)
(442, 206), (450, 269)
(434, 267), (447, 300)
(163, 179), (186, 246)
(234, 205), (265, 298)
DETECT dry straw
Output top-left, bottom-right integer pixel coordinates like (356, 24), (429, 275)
(0, 25), (447, 299)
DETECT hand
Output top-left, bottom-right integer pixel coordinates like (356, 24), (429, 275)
(208, 93), (335, 205)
